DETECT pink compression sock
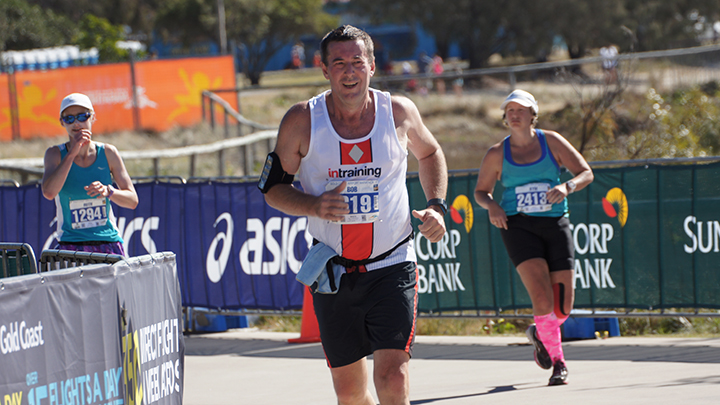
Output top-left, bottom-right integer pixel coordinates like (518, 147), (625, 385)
(535, 312), (564, 364)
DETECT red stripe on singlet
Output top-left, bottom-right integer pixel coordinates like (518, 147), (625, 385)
(339, 138), (374, 260)
(341, 223), (374, 261)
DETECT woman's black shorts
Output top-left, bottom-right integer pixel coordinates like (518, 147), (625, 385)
(312, 261), (417, 368)
(500, 214), (574, 271)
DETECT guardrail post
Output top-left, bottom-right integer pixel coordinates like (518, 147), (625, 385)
(201, 92), (206, 123)
(239, 145), (246, 175)
(223, 110), (229, 139)
(190, 154), (196, 178)
(244, 145), (253, 175)
(153, 158), (159, 177)
(209, 99), (216, 130)
(237, 88), (244, 137)
(508, 71), (516, 90)
(218, 150), (225, 176)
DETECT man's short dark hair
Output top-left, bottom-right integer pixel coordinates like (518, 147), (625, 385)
(320, 25), (374, 66)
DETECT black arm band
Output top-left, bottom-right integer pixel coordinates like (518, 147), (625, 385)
(257, 152), (295, 194)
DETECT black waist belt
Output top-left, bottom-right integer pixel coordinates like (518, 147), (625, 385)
(313, 230), (414, 269)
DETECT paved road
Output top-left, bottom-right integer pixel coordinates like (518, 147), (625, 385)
(183, 329), (720, 404)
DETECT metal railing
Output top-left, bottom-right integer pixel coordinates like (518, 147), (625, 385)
(39, 249), (124, 272)
(0, 243), (38, 278)
(2, 44), (720, 184)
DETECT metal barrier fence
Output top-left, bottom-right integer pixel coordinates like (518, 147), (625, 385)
(0, 242), (37, 278)
(4, 157), (720, 319)
(39, 249), (125, 272)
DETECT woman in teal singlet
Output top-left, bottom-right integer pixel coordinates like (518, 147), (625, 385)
(42, 93), (138, 256)
(474, 90), (594, 386)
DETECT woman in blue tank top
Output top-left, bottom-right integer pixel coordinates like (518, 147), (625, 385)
(474, 90), (594, 386)
(42, 93), (139, 256)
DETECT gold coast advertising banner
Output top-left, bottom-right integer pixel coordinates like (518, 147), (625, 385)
(0, 55), (236, 141)
(408, 163), (720, 313)
(0, 253), (184, 405)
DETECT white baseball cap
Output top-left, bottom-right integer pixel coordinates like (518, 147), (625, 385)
(500, 89), (538, 114)
(60, 93), (94, 116)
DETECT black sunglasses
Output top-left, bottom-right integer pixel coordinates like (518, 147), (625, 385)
(61, 112), (92, 124)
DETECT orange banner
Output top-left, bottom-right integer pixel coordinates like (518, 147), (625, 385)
(136, 56), (236, 131)
(0, 55), (237, 141)
(0, 74), (10, 141)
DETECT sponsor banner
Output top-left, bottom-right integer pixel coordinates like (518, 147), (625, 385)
(0, 74), (11, 141)
(408, 162), (720, 313)
(0, 181), (307, 311)
(0, 55), (236, 140)
(0, 253), (183, 405)
(1, 161), (719, 313)
(134, 56), (236, 132)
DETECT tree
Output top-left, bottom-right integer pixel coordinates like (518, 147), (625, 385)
(221, 0), (337, 85)
(75, 15), (138, 63)
(519, 1), (628, 60)
(155, 0), (337, 85)
(27, 0), (164, 43)
(623, 0), (720, 51)
(350, 0), (720, 69)
(0, 0), (76, 52)
(154, 0), (216, 47)
(350, 0), (510, 69)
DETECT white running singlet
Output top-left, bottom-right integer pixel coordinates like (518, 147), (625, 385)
(298, 89), (416, 271)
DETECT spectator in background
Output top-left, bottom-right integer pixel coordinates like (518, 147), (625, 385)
(291, 41), (305, 69)
(416, 51), (433, 96)
(600, 44), (618, 84)
(452, 65), (464, 96)
(402, 61), (417, 93)
(42, 93), (138, 256)
(432, 53), (445, 94)
(313, 50), (322, 68)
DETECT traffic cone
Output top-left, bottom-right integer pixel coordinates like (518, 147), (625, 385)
(288, 286), (322, 343)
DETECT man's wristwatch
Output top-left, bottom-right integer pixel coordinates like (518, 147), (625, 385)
(566, 180), (577, 194)
(426, 198), (448, 216)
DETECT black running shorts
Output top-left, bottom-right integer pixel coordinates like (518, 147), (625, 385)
(312, 261), (418, 368)
(499, 214), (574, 271)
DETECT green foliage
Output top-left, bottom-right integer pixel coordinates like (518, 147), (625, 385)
(352, 0), (508, 69)
(153, 0), (337, 85)
(350, 0), (720, 68)
(0, 0), (76, 51)
(619, 316), (704, 336)
(254, 313), (719, 336)
(253, 315), (302, 332)
(27, 0), (162, 39)
(552, 81), (720, 162)
(74, 15), (137, 63)
(154, 0), (216, 46)
(490, 318), (521, 335)
(223, 0), (338, 84)
(623, 0), (720, 50)
(619, 86), (720, 159)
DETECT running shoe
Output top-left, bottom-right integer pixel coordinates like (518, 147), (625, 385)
(526, 324), (552, 370)
(548, 360), (568, 386)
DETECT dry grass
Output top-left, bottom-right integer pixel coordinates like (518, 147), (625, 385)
(0, 61), (671, 182)
(252, 313), (720, 338)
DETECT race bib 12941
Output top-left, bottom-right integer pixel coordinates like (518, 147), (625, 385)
(69, 198), (108, 229)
